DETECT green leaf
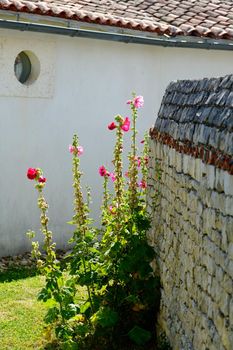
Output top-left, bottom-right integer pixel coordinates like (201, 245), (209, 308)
(80, 301), (91, 314)
(73, 322), (89, 337)
(61, 340), (79, 350)
(128, 326), (151, 345)
(38, 287), (51, 302)
(91, 306), (118, 328)
(61, 304), (80, 320)
(67, 220), (77, 226)
(55, 324), (72, 340)
(44, 306), (59, 324)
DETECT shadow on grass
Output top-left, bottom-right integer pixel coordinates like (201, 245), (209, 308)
(0, 266), (39, 283)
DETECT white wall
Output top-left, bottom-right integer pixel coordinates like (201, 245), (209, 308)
(0, 28), (232, 256)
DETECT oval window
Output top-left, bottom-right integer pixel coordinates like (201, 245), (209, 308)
(14, 51), (32, 84)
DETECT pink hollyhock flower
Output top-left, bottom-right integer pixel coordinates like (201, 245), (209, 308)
(99, 165), (107, 177)
(125, 171), (129, 178)
(27, 168), (38, 180)
(77, 146), (84, 156)
(109, 172), (116, 182)
(69, 145), (84, 156)
(126, 100), (132, 105)
(133, 96), (144, 108)
(38, 176), (46, 183)
(121, 117), (130, 132)
(69, 145), (76, 153)
(140, 139), (145, 144)
(108, 122), (117, 130)
(139, 180), (147, 189)
(134, 156), (141, 167)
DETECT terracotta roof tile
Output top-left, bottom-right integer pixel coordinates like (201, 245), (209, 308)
(1, 0), (233, 40)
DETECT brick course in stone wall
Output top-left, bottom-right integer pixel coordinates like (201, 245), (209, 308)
(148, 75), (233, 350)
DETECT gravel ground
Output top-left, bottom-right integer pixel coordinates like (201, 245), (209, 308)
(0, 250), (69, 271)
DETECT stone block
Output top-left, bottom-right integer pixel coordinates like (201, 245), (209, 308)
(227, 260), (233, 279)
(208, 127), (219, 149)
(203, 208), (216, 233)
(219, 131), (230, 153)
(206, 164), (216, 189)
(216, 266), (224, 283)
(193, 158), (202, 182)
(223, 172), (233, 196)
(228, 243), (233, 260)
(183, 154), (191, 175)
(210, 277), (219, 301)
(215, 168), (224, 193)
(213, 308), (224, 338)
(225, 132), (233, 154)
(154, 142), (162, 161)
(229, 297), (233, 324)
(210, 191), (226, 214)
(214, 247), (228, 270)
(221, 220), (228, 251)
(175, 151), (183, 173)
(221, 325), (232, 350)
(218, 290), (230, 316)
(168, 148), (176, 168)
(210, 230), (221, 248)
(215, 211), (224, 231)
(203, 254), (216, 276)
(225, 196), (233, 216)
(198, 186), (212, 208)
(177, 187), (188, 205)
(222, 273), (233, 295)
(203, 236), (217, 258)
(163, 145), (170, 166)
(189, 158), (197, 180)
(189, 211), (197, 227)
(187, 191), (198, 213)
(193, 323), (206, 350)
(201, 268), (209, 292)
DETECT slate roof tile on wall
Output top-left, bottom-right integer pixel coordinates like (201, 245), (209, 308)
(1, 0), (233, 40)
(153, 74), (233, 158)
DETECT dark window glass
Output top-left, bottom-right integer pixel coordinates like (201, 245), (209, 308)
(14, 52), (31, 84)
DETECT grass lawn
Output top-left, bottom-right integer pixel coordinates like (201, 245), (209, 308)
(0, 267), (48, 350)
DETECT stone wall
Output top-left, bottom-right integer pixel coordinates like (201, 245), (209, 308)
(148, 75), (233, 350)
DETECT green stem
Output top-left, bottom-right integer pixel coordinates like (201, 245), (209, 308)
(113, 124), (124, 235)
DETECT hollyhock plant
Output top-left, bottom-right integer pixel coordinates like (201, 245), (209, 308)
(27, 168), (38, 180)
(26, 94), (161, 350)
